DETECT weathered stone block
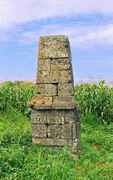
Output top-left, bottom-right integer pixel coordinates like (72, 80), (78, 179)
(50, 70), (73, 83)
(38, 35), (71, 59)
(62, 123), (73, 140)
(46, 110), (65, 117)
(46, 110), (59, 116)
(47, 115), (64, 124)
(36, 84), (58, 96)
(64, 110), (76, 117)
(30, 96), (52, 109)
(32, 124), (47, 138)
(36, 70), (73, 84)
(63, 110), (78, 123)
(36, 71), (49, 83)
(31, 110), (47, 124)
(51, 58), (71, 70)
(52, 96), (76, 109)
(65, 109), (80, 122)
(32, 137), (69, 146)
(48, 125), (62, 138)
(38, 59), (50, 71)
(64, 116), (76, 123)
(58, 83), (74, 96)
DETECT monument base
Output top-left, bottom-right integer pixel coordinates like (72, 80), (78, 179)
(31, 109), (80, 153)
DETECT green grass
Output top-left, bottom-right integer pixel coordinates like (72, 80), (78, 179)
(0, 110), (113, 180)
(0, 80), (113, 179)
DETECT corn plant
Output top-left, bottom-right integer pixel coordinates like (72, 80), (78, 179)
(75, 80), (113, 123)
(0, 81), (35, 116)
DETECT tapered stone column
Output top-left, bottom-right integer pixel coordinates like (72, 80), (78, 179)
(30, 35), (80, 153)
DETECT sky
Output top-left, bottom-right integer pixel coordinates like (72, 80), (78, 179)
(0, 0), (113, 84)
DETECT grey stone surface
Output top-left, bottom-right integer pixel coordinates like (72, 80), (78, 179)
(64, 116), (76, 124)
(51, 58), (71, 70)
(38, 35), (71, 59)
(36, 84), (57, 96)
(58, 83), (74, 96)
(32, 124), (47, 138)
(61, 123), (73, 140)
(48, 125), (62, 138)
(47, 115), (65, 125)
(52, 96), (76, 109)
(31, 110), (47, 124)
(32, 137), (70, 146)
(38, 59), (50, 71)
(36, 70), (73, 84)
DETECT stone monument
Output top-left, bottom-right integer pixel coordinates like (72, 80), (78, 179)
(30, 35), (80, 153)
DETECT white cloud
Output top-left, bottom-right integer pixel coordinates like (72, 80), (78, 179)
(71, 24), (113, 48)
(1, 0), (113, 48)
(0, 0), (113, 29)
(1, 21), (113, 48)
(0, 30), (10, 41)
(15, 23), (113, 49)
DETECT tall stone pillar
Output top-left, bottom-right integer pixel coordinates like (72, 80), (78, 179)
(30, 35), (80, 153)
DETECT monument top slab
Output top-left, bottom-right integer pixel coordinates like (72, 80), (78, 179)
(38, 35), (71, 59)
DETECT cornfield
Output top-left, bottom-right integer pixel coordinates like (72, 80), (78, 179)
(0, 80), (113, 123)
(0, 81), (35, 116)
(75, 80), (113, 124)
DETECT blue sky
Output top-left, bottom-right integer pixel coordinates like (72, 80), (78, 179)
(0, 0), (113, 84)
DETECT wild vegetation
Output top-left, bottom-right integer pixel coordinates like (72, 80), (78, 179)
(0, 80), (113, 179)
(75, 80), (113, 124)
(0, 81), (35, 117)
